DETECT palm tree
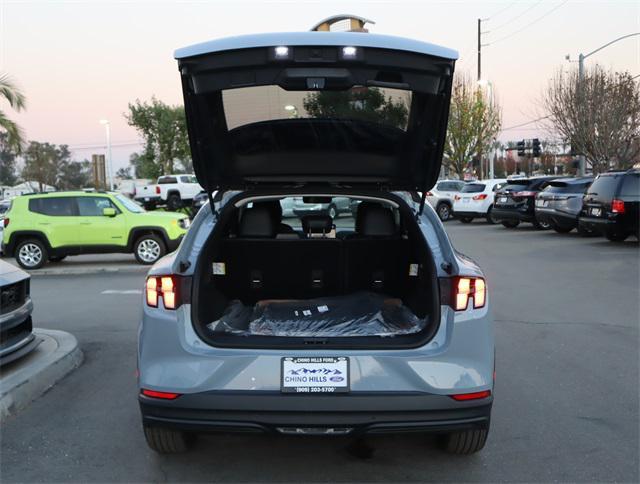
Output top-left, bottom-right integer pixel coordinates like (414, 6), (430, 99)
(0, 73), (26, 153)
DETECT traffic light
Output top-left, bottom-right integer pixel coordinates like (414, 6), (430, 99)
(532, 138), (541, 157)
(517, 140), (526, 156)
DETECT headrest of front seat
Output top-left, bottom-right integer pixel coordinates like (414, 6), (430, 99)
(356, 202), (396, 236)
(238, 206), (277, 238)
(302, 214), (333, 236)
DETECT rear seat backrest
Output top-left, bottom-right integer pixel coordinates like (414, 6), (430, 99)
(238, 206), (278, 238)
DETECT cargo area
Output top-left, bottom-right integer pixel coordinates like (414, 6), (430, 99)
(191, 194), (440, 348)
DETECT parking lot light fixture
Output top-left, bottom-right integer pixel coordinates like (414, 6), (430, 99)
(99, 119), (113, 190)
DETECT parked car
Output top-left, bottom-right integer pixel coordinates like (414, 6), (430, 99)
(191, 191), (209, 215)
(534, 177), (594, 235)
(1, 191), (190, 269)
(452, 179), (507, 224)
(134, 174), (203, 210)
(0, 200), (10, 248)
(492, 176), (563, 229)
(579, 169), (639, 242)
(138, 32), (494, 456)
(425, 180), (466, 221)
(0, 259), (39, 365)
(280, 196), (356, 219)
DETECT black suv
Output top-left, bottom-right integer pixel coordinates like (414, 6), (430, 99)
(579, 169), (639, 242)
(492, 176), (562, 229)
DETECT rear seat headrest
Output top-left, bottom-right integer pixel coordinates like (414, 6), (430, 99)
(302, 215), (333, 235)
(238, 206), (277, 238)
(356, 202), (397, 236)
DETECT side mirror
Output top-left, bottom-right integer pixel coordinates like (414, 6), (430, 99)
(103, 207), (117, 217)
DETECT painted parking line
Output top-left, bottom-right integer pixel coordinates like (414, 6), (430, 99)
(101, 290), (142, 295)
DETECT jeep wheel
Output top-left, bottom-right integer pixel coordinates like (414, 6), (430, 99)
(16, 239), (48, 270)
(501, 220), (520, 228)
(442, 427), (489, 455)
(166, 193), (182, 211)
(143, 426), (193, 454)
(134, 234), (166, 265)
(436, 203), (452, 222)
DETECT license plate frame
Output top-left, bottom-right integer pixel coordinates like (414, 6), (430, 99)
(281, 357), (350, 394)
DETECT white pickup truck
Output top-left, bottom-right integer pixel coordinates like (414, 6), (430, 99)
(134, 174), (203, 210)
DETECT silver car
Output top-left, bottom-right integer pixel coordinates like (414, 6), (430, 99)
(138, 32), (494, 456)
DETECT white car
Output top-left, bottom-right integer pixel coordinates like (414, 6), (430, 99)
(453, 179), (507, 224)
(425, 180), (466, 221)
(134, 174), (203, 210)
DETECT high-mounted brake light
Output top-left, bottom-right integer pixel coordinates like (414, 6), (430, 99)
(450, 390), (491, 401)
(611, 199), (625, 213)
(141, 389), (181, 400)
(452, 277), (487, 311)
(145, 275), (184, 310)
(472, 194), (488, 201)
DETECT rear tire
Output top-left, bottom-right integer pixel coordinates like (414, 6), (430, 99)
(486, 206), (498, 224)
(436, 203), (452, 222)
(552, 225), (573, 234)
(605, 230), (629, 242)
(533, 218), (551, 230)
(443, 427), (489, 455)
(166, 193), (182, 211)
(143, 426), (193, 454)
(501, 220), (519, 228)
(459, 217), (474, 223)
(134, 234), (166, 265)
(15, 238), (48, 270)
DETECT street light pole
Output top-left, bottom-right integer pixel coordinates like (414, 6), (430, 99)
(569, 32), (640, 176)
(99, 120), (113, 190)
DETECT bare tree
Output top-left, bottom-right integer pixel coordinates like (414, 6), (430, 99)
(541, 67), (640, 173)
(444, 73), (502, 178)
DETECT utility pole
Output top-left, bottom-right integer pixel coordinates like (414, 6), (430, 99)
(477, 18), (482, 81)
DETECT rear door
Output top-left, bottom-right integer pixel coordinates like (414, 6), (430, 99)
(27, 197), (79, 248)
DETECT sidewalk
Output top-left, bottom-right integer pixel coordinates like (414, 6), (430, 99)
(4, 254), (149, 276)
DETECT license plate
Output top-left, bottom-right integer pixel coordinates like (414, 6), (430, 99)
(144, 197), (150, 202)
(281, 357), (349, 393)
(462, 197), (470, 203)
(590, 207), (602, 216)
(499, 197), (507, 203)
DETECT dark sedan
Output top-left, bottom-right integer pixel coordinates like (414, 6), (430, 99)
(492, 176), (565, 229)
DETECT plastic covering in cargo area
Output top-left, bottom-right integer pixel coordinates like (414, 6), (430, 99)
(207, 291), (428, 337)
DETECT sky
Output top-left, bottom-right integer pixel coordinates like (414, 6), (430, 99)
(1, 0), (639, 173)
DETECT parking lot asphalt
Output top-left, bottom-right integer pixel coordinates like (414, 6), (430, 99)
(1, 221), (638, 483)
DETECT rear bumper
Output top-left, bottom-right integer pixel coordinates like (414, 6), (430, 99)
(578, 216), (615, 233)
(535, 209), (578, 228)
(491, 207), (534, 223)
(139, 391), (492, 435)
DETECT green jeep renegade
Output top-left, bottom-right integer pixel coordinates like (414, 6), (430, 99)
(1, 191), (190, 269)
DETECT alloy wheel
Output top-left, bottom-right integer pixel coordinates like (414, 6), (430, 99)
(137, 239), (161, 263)
(437, 204), (451, 221)
(18, 243), (43, 268)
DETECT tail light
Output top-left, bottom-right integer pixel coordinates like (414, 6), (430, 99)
(3, 218), (8, 227)
(141, 389), (181, 400)
(145, 275), (190, 309)
(155, 186), (161, 195)
(472, 194), (488, 201)
(440, 276), (487, 311)
(454, 195), (461, 201)
(425, 191), (433, 197)
(450, 390), (491, 401)
(611, 199), (625, 213)
(514, 191), (536, 197)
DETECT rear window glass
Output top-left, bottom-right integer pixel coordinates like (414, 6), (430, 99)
(501, 182), (529, 192)
(28, 197), (77, 216)
(158, 177), (177, 184)
(543, 182), (591, 194)
(460, 184), (486, 193)
(587, 175), (620, 199)
(619, 174), (639, 196)
(223, 85), (411, 131)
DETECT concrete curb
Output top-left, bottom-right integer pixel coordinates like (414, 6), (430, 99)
(26, 266), (149, 277)
(0, 329), (83, 421)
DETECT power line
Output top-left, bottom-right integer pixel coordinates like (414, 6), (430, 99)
(489, 0), (543, 32)
(486, 0), (569, 46)
(486, 1), (519, 20)
(501, 115), (550, 131)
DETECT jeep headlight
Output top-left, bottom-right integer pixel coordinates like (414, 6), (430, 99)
(178, 218), (191, 229)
